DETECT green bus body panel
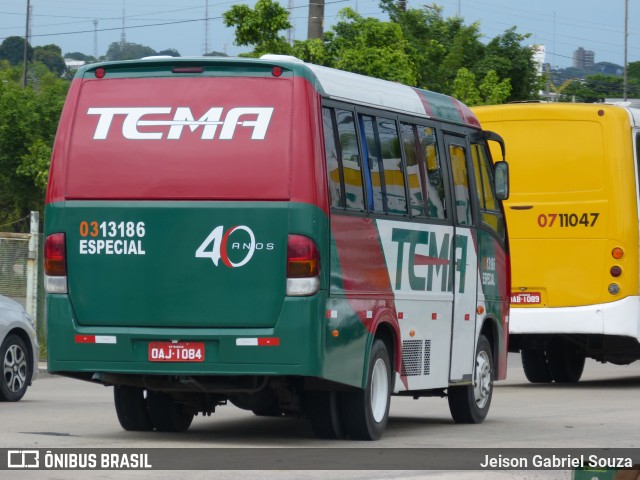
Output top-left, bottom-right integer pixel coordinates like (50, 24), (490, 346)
(51, 201), (295, 328)
(46, 200), (371, 387)
(46, 293), (325, 376)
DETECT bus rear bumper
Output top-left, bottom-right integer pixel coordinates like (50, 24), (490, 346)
(509, 295), (640, 341)
(45, 294), (325, 379)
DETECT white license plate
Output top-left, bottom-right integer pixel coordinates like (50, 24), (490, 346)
(511, 292), (542, 305)
(148, 342), (205, 362)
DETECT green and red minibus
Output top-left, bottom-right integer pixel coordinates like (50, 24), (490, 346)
(45, 55), (510, 440)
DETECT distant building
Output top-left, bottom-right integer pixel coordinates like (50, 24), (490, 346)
(64, 59), (86, 69)
(531, 44), (546, 73)
(573, 47), (595, 69)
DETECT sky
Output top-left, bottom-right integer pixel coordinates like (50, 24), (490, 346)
(0, 0), (637, 70)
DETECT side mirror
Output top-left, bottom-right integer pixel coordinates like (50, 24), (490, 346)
(494, 161), (509, 200)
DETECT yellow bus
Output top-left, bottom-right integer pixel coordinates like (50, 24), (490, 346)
(474, 103), (640, 383)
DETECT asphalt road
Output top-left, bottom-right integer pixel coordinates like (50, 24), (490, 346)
(1, 354), (639, 479)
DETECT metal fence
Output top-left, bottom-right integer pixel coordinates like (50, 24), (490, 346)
(0, 212), (40, 319)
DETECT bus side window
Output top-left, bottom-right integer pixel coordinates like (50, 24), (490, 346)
(401, 123), (427, 217)
(335, 109), (365, 211)
(450, 144), (473, 226)
(322, 107), (345, 208)
(377, 117), (407, 215)
(471, 142), (506, 239)
(360, 115), (385, 213)
(360, 114), (407, 215)
(417, 127), (447, 219)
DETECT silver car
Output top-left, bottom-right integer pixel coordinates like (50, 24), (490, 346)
(0, 295), (38, 401)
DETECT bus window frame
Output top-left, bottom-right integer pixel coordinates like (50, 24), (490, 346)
(323, 99), (497, 230)
(322, 106), (347, 208)
(441, 129), (480, 228)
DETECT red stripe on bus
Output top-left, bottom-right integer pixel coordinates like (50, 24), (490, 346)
(75, 335), (96, 343)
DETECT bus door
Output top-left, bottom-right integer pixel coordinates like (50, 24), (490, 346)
(444, 133), (479, 383)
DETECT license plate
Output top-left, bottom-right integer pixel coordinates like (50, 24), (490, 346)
(511, 292), (542, 305)
(148, 342), (205, 362)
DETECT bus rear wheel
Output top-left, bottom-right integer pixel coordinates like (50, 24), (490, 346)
(547, 337), (585, 383)
(113, 386), (153, 431)
(448, 334), (493, 424)
(341, 339), (391, 440)
(307, 390), (346, 439)
(521, 349), (553, 383)
(146, 391), (194, 432)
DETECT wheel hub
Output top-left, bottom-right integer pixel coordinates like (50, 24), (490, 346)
(4, 344), (27, 393)
(474, 351), (492, 409)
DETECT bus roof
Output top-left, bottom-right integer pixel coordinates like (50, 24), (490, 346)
(74, 55), (481, 129)
(473, 102), (640, 128)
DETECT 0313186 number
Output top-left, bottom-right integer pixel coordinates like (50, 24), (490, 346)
(537, 213), (599, 228)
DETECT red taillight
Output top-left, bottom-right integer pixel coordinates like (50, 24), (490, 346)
(45, 233), (67, 276)
(95, 67), (105, 78)
(287, 235), (319, 278)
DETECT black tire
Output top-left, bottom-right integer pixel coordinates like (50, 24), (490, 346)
(521, 349), (553, 383)
(448, 334), (493, 424)
(0, 334), (31, 402)
(113, 386), (153, 431)
(341, 339), (391, 440)
(146, 391), (194, 432)
(547, 337), (585, 383)
(307, 390), (346, 439)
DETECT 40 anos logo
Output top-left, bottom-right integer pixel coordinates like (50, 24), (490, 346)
(195, 225), (274, 268)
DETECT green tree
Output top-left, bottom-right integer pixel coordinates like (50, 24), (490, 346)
(479, 28), (541, 102)
(204, 50), (229, 57)
(157, 48), (181, 57)
(106, 42), (157, 61)
(0, 62), (69, 230)
(629, 61), (640, 82)
(33, 44), (66, 76)
(223, 0), (292, 57)
(64, 51), (97, 63)
(379, 1), (484, 93)
(327, 9), (417, 84)
(478, 70), (511, 105)
(452, 67), (481, 106)
(291, 37), (332, 65)
(452, 68), (511, 106)
(0, 36), (32, 65)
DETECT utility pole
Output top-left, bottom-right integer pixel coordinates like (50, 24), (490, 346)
(22, 0), (31, 88)
(120, 1), (127, 45)
(287, 0), (294, 44)
(203, 0), (209, 55)
(307, 0), (324, 40)
(624, 0), (628, 101)
(93, 19), (99, 59)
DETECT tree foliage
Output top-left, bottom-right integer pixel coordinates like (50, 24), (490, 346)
(0, 36), (32, 65)
(106, 42), (157, 61)
(34, 44), (66, 76)
(224, 0), (539, 103)
(65, 51), (97, 63)
(559, 74), (640, 102)
(0, 62), (69, 231)
(223, 0), (292, 57)
(323, 9), (417, 84)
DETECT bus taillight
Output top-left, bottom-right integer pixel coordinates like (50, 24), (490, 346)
(286, 234), (320, 296)
(612, 247), (624, 259)
(44, 233), (68, 294)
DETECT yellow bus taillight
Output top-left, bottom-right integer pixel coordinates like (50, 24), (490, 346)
(612, 247), (624, 259)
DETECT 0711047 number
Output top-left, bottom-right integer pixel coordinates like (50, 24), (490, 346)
(537, 213), (599, 228)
